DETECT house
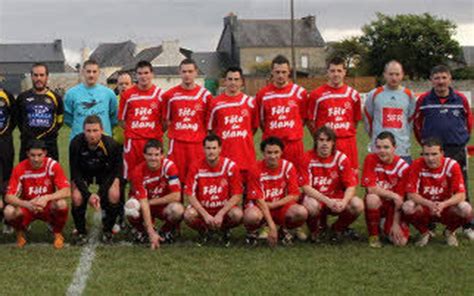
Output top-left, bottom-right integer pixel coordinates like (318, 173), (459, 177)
(461, 46), (474, 67)
(0, 40), (65, 94)
(216, 13), (326, 75)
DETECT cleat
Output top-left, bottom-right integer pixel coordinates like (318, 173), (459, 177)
(258, 226), (269, 240)
(368, 235), (382, 248)
(343, 228), (361, 241)
(295, 227), (308, 241)
(220, 230), (231, 248)
(196, 231), (211, 247)
(133, 231), (148, 244)
(245, 231), (258, 246)
(53, 233), (65, 249)
(279, 227), (294, 246)
(3, 224), (14, 235)
(72, 232), (88, 246)
(463, 228), (474, 241)
(101, 232), (113, 244)
(309, 231), (321, 243)
(329, 230), (343, 244)
(112, 224), (121, 235)
(16, 231), (27, 248)
(159, 230), (176, 244)
(445, 230), (459, 247)
(415, 232), (431, 247)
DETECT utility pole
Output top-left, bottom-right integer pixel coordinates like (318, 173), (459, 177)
(290, 0), (297, 83)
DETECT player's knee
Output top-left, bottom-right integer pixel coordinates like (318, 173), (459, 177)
(71, 189), (84, 207)
(402, 200), (416, 215)
(365, 194), (382, 209)
(243, 207), (263, 226)
(3, 205), (18, 220)
(303, 198), (320, 217)
(228, 207), (243, 223)
(349, 197), (364, 214)
(184, 207), (198, 223)
(108, 188), (121, 205)
(54, 199), (68, 210)
(288, 204), (308, 222)
(124, 199), (141, 219)
(166, 202), (184, 222)
(457, 201), (472, 218)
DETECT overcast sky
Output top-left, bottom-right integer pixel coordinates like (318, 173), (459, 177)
(1, 0), (473, 66)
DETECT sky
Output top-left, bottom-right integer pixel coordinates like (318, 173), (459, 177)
(0, 0), (473, 66)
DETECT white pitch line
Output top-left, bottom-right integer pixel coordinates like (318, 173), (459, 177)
(66, 211), (102, 296)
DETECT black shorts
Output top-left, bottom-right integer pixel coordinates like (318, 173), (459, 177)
(0, 135), (14, 196)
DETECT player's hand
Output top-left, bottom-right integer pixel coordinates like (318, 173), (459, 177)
(89, 194), (101, 211)
(390, 223), (403, 245)
(32, 195), (49, 209)
(427, 201), (437, 216)
(267, 224), (278, 247)
(433, 202), (445, 217)
(214, 213), (224, 228)
(392, 195), (403, 209)
(24, 201), (37, 213)
(203, 213), (215, 228)
(333, 200), (345, 213)
(148, 231), (162, 250)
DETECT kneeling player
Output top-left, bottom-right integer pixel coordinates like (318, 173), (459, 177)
(403, 138), (473, 247)
(243, 137), (306, 246)
(69, 115), (123, 244)
(301, 126), (363, 243)
(4, 140), (70, 248)
(183, 134), (243, 246)
(362, 132), (410, 248)
(125, 139), (184, 249)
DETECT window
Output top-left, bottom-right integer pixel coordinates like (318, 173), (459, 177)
(301, 55), (309, 69)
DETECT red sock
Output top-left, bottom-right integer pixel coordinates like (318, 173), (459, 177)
(365, 208), (381, 236)
(285, 216), (305, 229)
(51, 207), (68, 233)
(403, 209), (430, 234)
(306, 215), (320, 233)
(128, 216), (146, 233)
(332, 209), (358, 232)
(440, 207), (469, 232)
(186, 217), (207, 233)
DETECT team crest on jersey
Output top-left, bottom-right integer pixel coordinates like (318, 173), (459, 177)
(452, 109), (460, 117)
(44, 179), (51, 186)
(288, 100), (297, 108)
(344, 102), (352, 109)
(151, 102), (158, 109)
(45, 98), (52, 104)
(330, 171), (338, 179)
(241, 109), (249, 117)
(220, 179), (228, 187)
(442, 180), (448, 187)
(195, 103), (203, 111)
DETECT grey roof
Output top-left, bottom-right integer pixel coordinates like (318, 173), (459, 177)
(89, 41), (136, 67)
(121, 46), (193, 71)
(462, 46), (474, 66)
(0, 40), (65, 63)
(192, 51), (232, 78)
(236, 18), (325, 48)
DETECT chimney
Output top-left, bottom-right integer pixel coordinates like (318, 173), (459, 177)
(302, 15), (316, 29)
(224, 12), (237, 30)
(54, 39), (62, 51)
(81, 46), (90, 63)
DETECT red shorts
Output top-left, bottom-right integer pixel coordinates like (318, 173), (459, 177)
(20, 202), (58, 228)
(379, 200), (410, 239)
(336, 136), (358, 170)
(246, 200), (296, 226)
(124, 138), (149, 180)
(282, 139), (305, 170)
(168, 139), (204, 183)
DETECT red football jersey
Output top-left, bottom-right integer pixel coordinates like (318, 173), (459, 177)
(406, 157), (465, 201)
(130, 159), (181, 201)
(307, 84), (362, 138)
(256, 83), (306, 141)
(7, 157), (70, 201)
(184, 157), (242, 210)
(207, 93), (258, 171)
(119, 84), (164, 139)
(361, 153), (409, 197)
(161, 85), (212, 142)
(247, 159), (300, 203)
(300, 150), (358, 199)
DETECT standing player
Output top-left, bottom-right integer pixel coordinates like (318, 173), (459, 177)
(403, 138), (473, 247)
(364, 61), (416, 163)
(243, 137), (307, 245)
(64, 59), (118, 141)
(207, 66), (258, 187)
(125, 139), (184, 248)
(414, 65), (474, 238)
(307, 57), (362, 172)
(362, 131), (410, 248)
(69, 115), (122, 244)
(183, 134), (243, 246)
(255, 55), (307, 171)
(4, 140), (70, 249)
(0, 87), (16, 222)
(16, 63), (63, 161)
(113, 70), (134, 145)
(162, 58), (212, 182)
(119, 61), (163, 180)
(301, 126), (363, 243)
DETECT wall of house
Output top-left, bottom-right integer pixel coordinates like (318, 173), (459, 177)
(0, 62), (65, 75)
(239, 47), (326, 75)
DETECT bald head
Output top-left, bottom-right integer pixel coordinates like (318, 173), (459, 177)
(384, 60), (404, 89)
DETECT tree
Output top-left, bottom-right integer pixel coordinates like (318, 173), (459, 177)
(360, 13), (462, 79)
(327, 37), (367, 71)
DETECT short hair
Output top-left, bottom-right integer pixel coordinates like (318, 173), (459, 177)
(135, 60), (153, 72)
(421, 137), (443, 151)
(203, 133), (222, 147)
(260, 136), (285, 152)
(430, 65), (451, 77)
(144, 139), (163, 154)
(314, 126), (337, 144)
(83, 59), (99, 68)
(31, 62), (49, 75)
(224, 66), (243, 78)
(27, 139), (47, 151)
(384, 60), (403, 73)
(117, 70), (132, 80)
(271, 55), (290, 69)
(327, 56), (346, 69)
(83, 115), (103, 128)
(376, 131), (396, 147)
(179, 58), (198, 70)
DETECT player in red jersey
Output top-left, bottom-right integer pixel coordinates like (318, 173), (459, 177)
(255, 55), (307, 171)
(362, 131), (410, 248)
(301, 126), (363, 243)
(207, 66), (258, 187)
(306, 57), (362, 171)
(119, 61), (163, 180)
(243, 137), (307, 246)
(403, 138), (473, 247)
(125, 139), (184, 249)
(162, 58), (212, 182)
(183, 134), (243, 246)
(4, 140), (70, 249)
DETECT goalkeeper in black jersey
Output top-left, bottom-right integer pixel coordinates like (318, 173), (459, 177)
(69, 115), (123, 244)
(16, 63), (64, 161)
